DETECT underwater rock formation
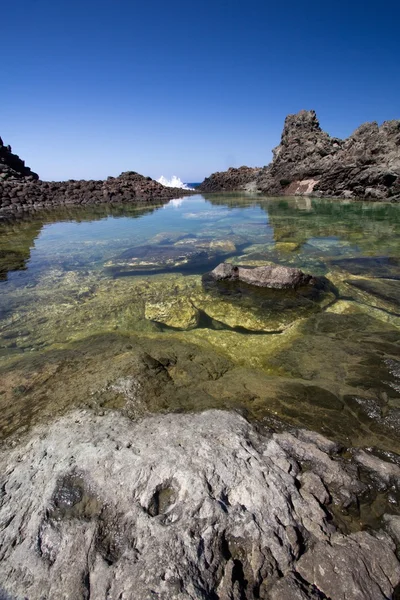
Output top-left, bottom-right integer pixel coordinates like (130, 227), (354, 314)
(0, 409), (399, 600)
(199, 110), (400, 201)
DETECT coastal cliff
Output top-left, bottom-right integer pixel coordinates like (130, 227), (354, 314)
(0, 138), (193, 218)
(199, 110), (400, 201)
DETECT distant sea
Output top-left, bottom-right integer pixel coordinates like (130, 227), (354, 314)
(186, 183), (201, 188)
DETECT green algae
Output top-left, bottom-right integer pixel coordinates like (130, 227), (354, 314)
(0, 195), (400, 456)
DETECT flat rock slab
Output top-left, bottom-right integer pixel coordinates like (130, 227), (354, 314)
(104, 244), (210, 274)
(0, 409), (399, 599)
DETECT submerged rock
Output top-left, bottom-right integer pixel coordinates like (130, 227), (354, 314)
(205, 262), (315, 289)
(145, 297), (199, 329)
(105, 241), (237, 276)
(0, 409), (399, 600)
(104, 244), (211, 274)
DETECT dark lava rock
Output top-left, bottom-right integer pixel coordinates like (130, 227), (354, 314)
(0, 168), (195, 219)
(0, 137), (195, 218)
(199, 110), (400, 201)
(0, 136), (38, 181)
(199, 166), (261, 192)
(205, 262), (315, 289)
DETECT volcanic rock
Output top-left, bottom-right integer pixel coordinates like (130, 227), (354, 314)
(0, 170), (194, 219)
(199, 110), (400, 201)
(199, 166), (261, 193)
(206, 262), (314, 289)
(0, 138), (195, 218)
(0, 136), (38, 181)
(0, 409), (399, 599)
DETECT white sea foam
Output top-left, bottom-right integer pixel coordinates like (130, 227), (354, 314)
(157, 175), (193, 190)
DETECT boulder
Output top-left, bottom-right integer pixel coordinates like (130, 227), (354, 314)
(206, 262), (314, 289)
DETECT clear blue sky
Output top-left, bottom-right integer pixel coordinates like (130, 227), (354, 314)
(3, 0), (399, 182)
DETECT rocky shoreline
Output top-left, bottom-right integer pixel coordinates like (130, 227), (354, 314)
(0, 138), (194, 219)
(0, 409), (399, 599)
(199, 110), (400, 201)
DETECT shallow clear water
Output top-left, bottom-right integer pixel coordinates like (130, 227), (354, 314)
(1, 194), (400, 453)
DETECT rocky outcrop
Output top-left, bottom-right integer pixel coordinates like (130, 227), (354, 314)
(0, 137), (39, 181)
(199, 110), (400, 201)
(0, 170), (194, 219)
(0, 408), (399, 600)
(0, 137), (195, 219)
(199, 166), (261, 193)
(205, 262), (315, 289)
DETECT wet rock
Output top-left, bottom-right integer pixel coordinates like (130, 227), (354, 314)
(173, 237), (237, 254)
(346, 277), (400, 310)
(206, 262), (315, 289)
(104, 244), (211, 274)
(145, 298), (199, 329)
(329, 256), (400, 279)
(0, 409), (399, 599)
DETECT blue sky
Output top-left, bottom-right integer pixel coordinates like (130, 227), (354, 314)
(3, 0), (399, 182)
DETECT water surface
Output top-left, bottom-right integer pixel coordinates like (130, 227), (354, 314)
(1, 194), (400, 455)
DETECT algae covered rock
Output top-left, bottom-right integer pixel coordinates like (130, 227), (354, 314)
(145, 298), (199, 329)
(104, 244), (210, 275)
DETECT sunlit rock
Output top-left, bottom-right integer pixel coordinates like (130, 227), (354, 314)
(145, 298), (199, 330)
(205, 262), (315, 289)
(0, 409), (399, 600)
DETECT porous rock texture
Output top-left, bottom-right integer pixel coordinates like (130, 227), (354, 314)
(199, 110), (400, 201)
(0, 409), (399, 599)
(206, 262), (314, 289)
(0, 137), (194, 219)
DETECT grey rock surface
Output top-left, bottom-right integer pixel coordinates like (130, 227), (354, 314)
(0, 409), (399, 599)
(206, 262), (313, 289)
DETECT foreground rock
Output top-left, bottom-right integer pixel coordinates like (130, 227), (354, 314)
(199, 110), (400, 201)
(205, 262), (315, 289)
(0, 409), (399, 600)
